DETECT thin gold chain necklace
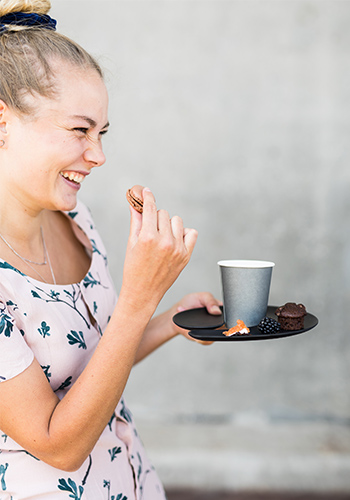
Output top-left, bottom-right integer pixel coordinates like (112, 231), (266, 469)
(0, 228), (57, 285)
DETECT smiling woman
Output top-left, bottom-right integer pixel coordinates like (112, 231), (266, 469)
(1, 60), (109, 219)
(0, 0), (221, 498)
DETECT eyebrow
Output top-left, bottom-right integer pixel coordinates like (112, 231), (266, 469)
(70, 115), (110, 130)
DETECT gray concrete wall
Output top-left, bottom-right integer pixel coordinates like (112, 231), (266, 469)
(52, 0), (350, 492)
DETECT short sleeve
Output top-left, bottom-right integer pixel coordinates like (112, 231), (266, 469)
(0, 297), (34, 383)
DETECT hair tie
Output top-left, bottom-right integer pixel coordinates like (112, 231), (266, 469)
(0, 12), (57, 33)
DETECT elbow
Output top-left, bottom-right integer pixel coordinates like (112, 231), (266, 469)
(50, 453), (90, 473)
(37, 447), (91, 472)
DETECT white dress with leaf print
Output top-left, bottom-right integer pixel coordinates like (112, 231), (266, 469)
(0, 200), (166, 500)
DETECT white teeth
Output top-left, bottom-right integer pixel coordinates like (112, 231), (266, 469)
(61, 172), (85, 184)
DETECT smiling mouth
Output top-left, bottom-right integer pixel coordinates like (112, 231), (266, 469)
(60, 171), (85, 184)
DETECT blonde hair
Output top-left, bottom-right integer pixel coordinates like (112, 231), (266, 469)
(0, 0), (51, 16)
(0, 0), (103, 115)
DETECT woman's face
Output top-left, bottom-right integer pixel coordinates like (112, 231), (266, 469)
(1, 61), (109, 214)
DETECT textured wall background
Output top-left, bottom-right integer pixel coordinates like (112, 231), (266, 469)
(51, 0), (350, 491)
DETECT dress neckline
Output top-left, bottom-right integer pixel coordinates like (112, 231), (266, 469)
(0, 205), (95, 288)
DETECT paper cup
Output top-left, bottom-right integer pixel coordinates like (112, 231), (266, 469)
(218, 260), (275, 328)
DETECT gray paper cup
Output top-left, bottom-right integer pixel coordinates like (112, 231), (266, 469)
(218, 260), (275, 328)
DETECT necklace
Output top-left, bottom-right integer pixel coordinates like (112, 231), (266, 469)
(0, 227), (57, 285)
(0, 226), (47, 265)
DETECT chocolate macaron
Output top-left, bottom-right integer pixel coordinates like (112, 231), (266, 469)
(126, 185), (144, 213)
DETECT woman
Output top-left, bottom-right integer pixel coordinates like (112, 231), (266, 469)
(0, 1), (221, 498)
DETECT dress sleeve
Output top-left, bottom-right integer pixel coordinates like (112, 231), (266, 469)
(0, 295), (34, 383)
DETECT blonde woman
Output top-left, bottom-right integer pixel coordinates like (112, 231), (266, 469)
(0, 1), (221, 498)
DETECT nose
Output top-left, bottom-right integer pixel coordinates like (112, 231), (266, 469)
(83, 138), (106, 168)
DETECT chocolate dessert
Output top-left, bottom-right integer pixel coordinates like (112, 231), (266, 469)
(275, 302), (306, 331)
(126, 185), (144, 213)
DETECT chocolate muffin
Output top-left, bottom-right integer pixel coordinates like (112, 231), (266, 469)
(275, 302), (306, 331)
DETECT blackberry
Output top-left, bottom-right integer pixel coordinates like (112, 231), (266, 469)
(258, 317), (281, 334)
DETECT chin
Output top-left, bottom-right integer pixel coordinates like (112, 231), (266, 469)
(62, 199), (79, 212)
(49, 195), (79, 213)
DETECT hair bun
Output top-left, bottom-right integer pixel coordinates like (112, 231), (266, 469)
(0, 0), (51, 17)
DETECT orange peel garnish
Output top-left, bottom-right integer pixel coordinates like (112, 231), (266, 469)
(222, 319), (250, 336)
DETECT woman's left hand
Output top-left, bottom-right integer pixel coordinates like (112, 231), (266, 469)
(134, 292), (222, 363)
(172, 292), (222, 344)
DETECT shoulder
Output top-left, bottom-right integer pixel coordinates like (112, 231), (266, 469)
(65, 199), (95, 231)
(65, 199), (108, 263)
(0, 260), (25, 295)
(65, 199), (100, 245)
(0, 290), (34, 383)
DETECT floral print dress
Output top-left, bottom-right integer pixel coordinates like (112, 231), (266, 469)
(0, 200), (166, 500)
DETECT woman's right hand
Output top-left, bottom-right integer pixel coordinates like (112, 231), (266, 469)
(120, 187), (198, 311)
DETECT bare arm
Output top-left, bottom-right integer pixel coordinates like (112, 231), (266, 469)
(134, 292), (222, 364)
(0, 188), (198, 472)
(0, 294), (154, 471)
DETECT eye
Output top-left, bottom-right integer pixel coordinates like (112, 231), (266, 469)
(73, 127), (89, 134)
(99, 129), (109, 137)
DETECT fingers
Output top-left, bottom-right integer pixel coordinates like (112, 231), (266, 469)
(158, 209), (172, 233)
(128, 186), (150, 242)
(207, 303), (222, 315)
(141, 190), (196, 243)
(200, 292), (222, 315)
(183, 227), (198, 255)
(197, 292), (222, 316)
(128, 206), (142, 246)
(194, 340), (214, 346)
(142, 187), (156, 207)
(128, 187), (197, 259)
(175, 291), (222, 317)
(168, 215), (182, 242)
(183, 332), (214, 346)
(140, 188), (158, 233)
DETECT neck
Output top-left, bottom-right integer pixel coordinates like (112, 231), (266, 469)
(0, 208), (57, 285)
(0, 205), (50, 261)
(0, 192), (48, 238)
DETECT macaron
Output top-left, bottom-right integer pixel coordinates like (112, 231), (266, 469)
(126, 185), (144, 213)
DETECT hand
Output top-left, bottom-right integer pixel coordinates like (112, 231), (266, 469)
(172, 292), (223, 345)
(120, 187), (198, 313)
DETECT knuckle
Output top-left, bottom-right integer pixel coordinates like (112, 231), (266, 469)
(150, 203), (158, 214)
(139, 232), (155, 247)
(145, 201), (157, 214)
(159, 237), (174, 253)
(158, 209), (170, 218)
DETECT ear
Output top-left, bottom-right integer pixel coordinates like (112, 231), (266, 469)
(0, 100), (9, 135)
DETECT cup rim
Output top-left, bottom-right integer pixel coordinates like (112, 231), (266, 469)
(217, 259), (275, 268)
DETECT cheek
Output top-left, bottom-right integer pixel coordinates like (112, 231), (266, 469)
(44, 141), (83, 171)
(56, 137), (85, 160)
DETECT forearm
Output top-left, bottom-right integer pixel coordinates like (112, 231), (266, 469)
(47, 293), (157, 467)
(134, 305), (180, 364)
(54, 294), (217, 465)
(134, 291), (223, 363)
(1, 293), (157, 472)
